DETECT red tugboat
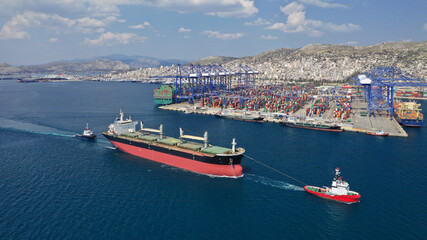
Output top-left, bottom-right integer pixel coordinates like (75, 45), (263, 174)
(304, 168), (361, 204)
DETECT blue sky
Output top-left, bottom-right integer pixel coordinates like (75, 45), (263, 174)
(0, 0), (426, 65)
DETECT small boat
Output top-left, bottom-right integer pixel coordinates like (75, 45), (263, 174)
(304, 168), (361, 204)
(366, 130), (389, 136)
(76, 123), (97, 140)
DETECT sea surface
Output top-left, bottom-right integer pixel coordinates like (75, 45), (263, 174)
(0, 81), (425, 239)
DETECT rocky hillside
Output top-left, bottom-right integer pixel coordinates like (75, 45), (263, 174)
(225, 41), (427, 81)
(0, 60), (130, 74)
(105, 41), (426, 82)
(190, 56), (238, 65)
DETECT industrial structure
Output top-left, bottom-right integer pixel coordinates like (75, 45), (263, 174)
(151, 64), (260, 103)
(353, 67), (427, 119)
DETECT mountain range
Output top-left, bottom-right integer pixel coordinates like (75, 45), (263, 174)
(1, 41), (426, 81)
(0, 55), (191, 74)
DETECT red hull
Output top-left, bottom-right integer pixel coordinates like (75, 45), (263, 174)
(110, 140), (243, 177)
(304, 186), (361, 204)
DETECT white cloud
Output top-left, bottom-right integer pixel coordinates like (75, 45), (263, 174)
(201, 30), (245, 40)
(178, 27), (191, 33)
(0, 1), (258, 40)
(0, 0), (258, 18)
(84, 32), (146, 46)
(244, 18), (271, 26)
(299, 0), (348, 9)
(97, 28), (105, 33)
(129, 24), (145, 29)
(424, 23), (427, 31)
(129, 22), (150, 29)
(158, 0), (259, 17)
(48, 37), (58, 43)
(0, 0), (123, 18)
(280, 2), (305, 14)
(0, 11), (123, 40)
(323, 22), (361, 32)
(268, 1), (360, 37)
(260, 35), (278, 40)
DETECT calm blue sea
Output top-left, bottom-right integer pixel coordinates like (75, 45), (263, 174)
(0, 81), (425, 239)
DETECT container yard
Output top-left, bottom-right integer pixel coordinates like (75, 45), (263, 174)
(158, 85), (408, 137)
(155, 66), (426, 137)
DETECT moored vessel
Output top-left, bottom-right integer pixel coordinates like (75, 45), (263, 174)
(304, 168), (361, 204)
(281, 117), (342, 132)
(153, 85), (176, 105)
(215, 110), (264, 122)
(76, 123), (97, 139)
(366, 130), (389, 136)
(394, 100), (424, 127)
(103, 110), (245, 177)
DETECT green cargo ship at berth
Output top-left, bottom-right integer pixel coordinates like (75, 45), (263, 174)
(154, 85), (176, 105)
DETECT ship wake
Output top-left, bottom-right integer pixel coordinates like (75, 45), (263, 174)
(0, 117), (77, 138)
(246, 174), (304, 191)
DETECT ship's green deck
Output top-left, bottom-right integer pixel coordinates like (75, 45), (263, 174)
(156, 137), (182, 146)
(178, 142), (204, 151)
(201, 146), (232, 155)
(137, 135), (159, 142)
(119, 132), (232, 155)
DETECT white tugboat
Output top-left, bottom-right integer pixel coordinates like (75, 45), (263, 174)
(304, 168), (361, 204)
(76, 123), (97, 140)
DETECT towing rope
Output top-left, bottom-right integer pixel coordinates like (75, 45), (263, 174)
(244, 155), (308, 186)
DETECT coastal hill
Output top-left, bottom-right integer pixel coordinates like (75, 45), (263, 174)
(0, 55), (190, 74)
(223, 41), (427, 81)
(0, 60), (131, 74)
(104, 40), (427, 82)
(2, 41), (426, 81)
(190, 56), (238, 65)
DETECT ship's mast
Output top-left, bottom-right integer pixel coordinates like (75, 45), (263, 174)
(232, 138), (236, 153)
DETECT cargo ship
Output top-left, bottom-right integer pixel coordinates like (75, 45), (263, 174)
(281, 117), (342, 132)
(153, 85), (176, 105)
(17, 78), (38, 83)
(103, 110), (245, 177)
(215, 110), (264, 122)
(305, 168), (361, 204)
(394, 100), (424, 127)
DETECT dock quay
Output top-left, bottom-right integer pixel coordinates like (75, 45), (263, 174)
(158, 96), (409, 137)
(153, 66), (427, 138)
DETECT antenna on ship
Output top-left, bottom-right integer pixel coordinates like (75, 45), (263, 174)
(179, 127), (184, 138)
(159, 124), (163, 139)
(232, 138), (236, 153)
(140, 120), (144, 130)
(120, 109), (124, 122)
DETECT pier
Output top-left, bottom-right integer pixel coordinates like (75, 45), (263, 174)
(159, 94), (408, 137)
(155, 66), (426, 137)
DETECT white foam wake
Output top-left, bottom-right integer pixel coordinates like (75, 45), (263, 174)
(0, 117), (77, 138)
(246, 174), (305, 191)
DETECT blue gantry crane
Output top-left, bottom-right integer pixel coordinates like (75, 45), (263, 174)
(151, 64), (261, 103)
(353, 67), (427, 119)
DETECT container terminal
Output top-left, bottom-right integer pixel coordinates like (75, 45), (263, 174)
(152, 65), (426, 137)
